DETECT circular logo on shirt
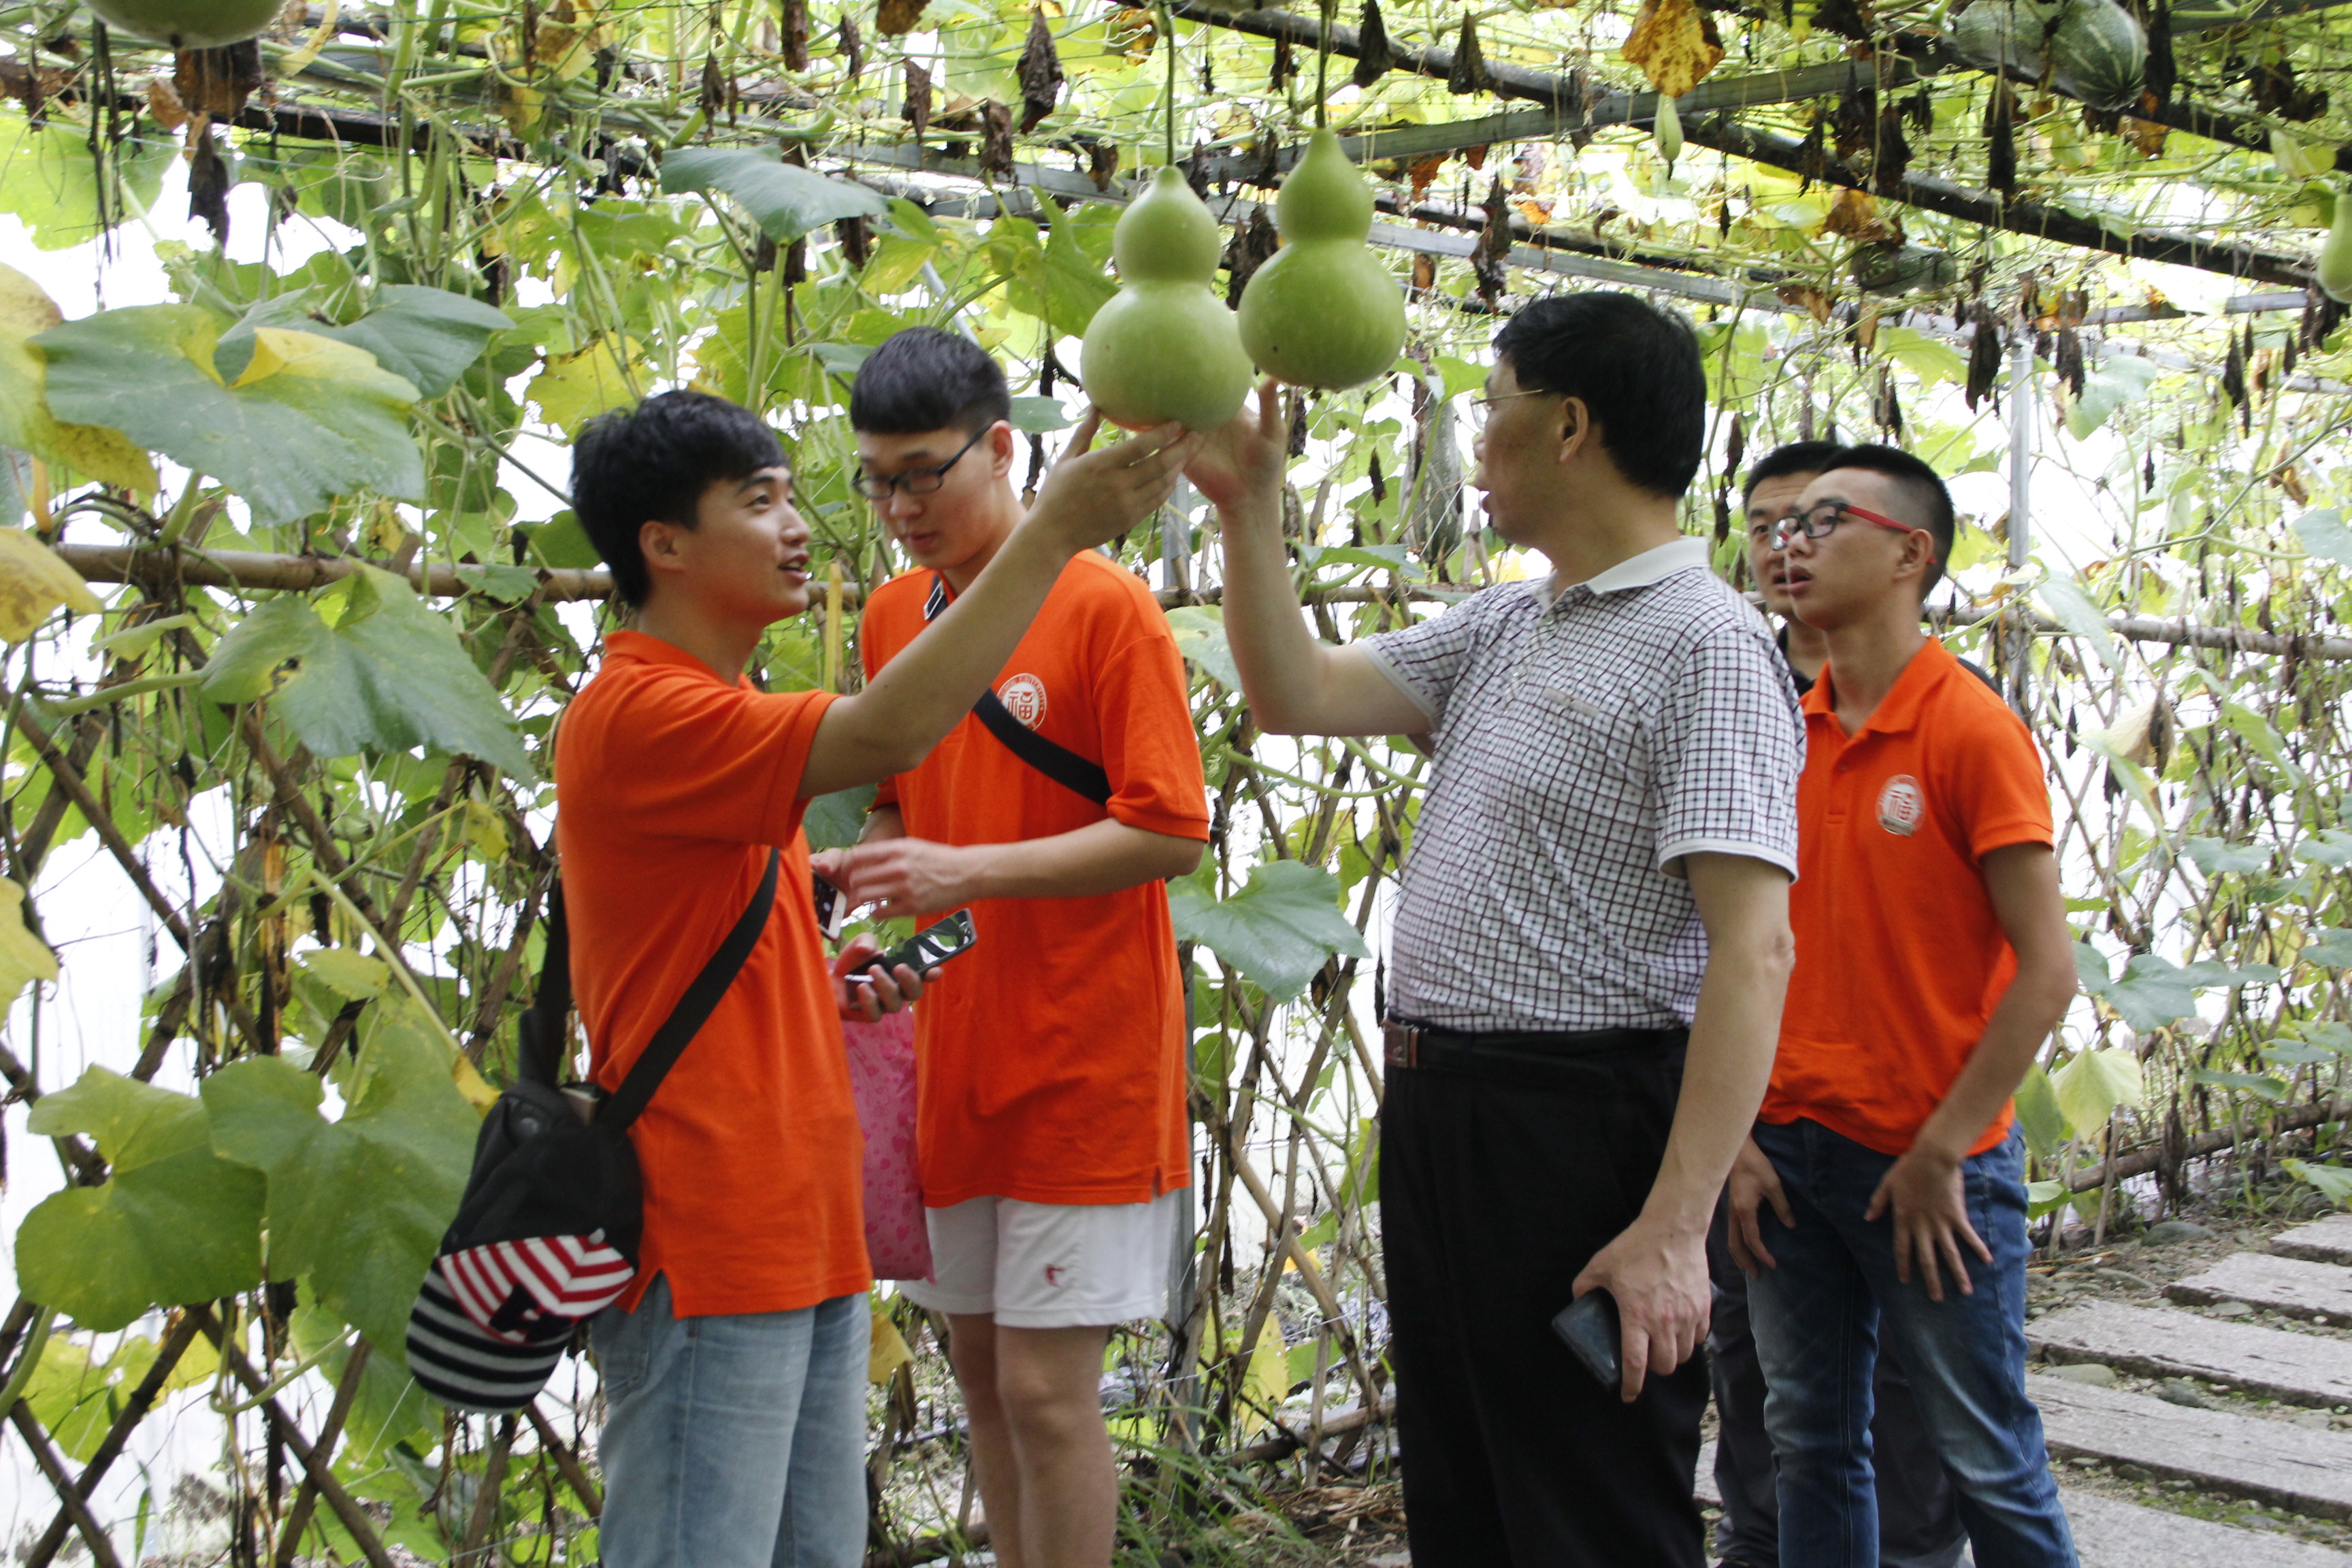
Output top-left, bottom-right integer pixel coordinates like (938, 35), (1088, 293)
(1878, 774), (1925, 837)
(999, 673), (1048, 730)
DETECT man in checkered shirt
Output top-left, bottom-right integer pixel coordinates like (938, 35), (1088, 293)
(1185, 293), (1801, 1566)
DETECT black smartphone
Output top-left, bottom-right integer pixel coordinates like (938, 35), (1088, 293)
(812, 872), (847, 941)
(1550, 1290), (1623, 1391)
(848, 909), (978, 986)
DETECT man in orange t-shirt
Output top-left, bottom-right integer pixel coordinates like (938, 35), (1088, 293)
(815, 329), (1207, 1568)
(560, 389), (1196, 1568)
(1723, 446), (2081, 1567)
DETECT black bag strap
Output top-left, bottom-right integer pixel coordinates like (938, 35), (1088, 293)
(971, 689), (1113, 806)
(925, 572), (1113, 808)
(514, 849), (782, 1135)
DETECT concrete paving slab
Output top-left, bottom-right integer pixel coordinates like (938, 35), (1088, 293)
(2031, 1300), (2352, 1409)
(2168, 1252), (2352, 1327)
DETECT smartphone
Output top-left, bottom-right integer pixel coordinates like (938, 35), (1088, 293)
(1550, 1290), (1623, 1391)
(812, 873), (847, 941)
(848, 909), (978, 985)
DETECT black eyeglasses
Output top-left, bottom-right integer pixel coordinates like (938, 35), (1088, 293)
(853, 425), (990, 500)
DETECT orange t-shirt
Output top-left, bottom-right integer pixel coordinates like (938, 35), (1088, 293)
(860, 552), (1209, 1207)
(1759, 636), (2054, 1158)
(553, 630), (868, 1317)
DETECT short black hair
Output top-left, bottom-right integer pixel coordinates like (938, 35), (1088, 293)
(570, 391), (784, 608)
(1488, 292), (1706, 499)
(1818, 443), (1957, 597)
(1742, 440), (1844, 506)
(849, 327), (1011, 436)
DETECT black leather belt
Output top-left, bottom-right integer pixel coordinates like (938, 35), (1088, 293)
(1382, 1020), (1688, 1071)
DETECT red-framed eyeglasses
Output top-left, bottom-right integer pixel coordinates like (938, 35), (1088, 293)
(1770, 501), (1935, 561)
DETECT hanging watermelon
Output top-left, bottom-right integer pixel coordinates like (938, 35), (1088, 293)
(2048, 0), (2148, 110)
(1949, 0), (2064, 79)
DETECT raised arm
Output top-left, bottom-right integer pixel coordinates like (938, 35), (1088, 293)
(798, 413), (1198, 798)
(1186, 384), (1431, 737)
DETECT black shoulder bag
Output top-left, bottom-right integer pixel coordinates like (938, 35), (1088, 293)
(406, 848), (780, 1413)
(928, 572), (1113, 807)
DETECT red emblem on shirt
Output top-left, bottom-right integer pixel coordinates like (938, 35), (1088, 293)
(999, 674), (1048, 729)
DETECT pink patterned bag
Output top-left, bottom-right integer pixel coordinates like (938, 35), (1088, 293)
(841, 1009), (933, 1281)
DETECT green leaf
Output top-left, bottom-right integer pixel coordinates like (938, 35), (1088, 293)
(2293, 828), (2352, 868)
(16, 1068), (264, 1330)
(203, 1000), (477, 1356)
(2303, 928), (2352, 968)
(2072, 941), (2112, 994)
(2014, 1062), (2066, 1159)
(2036, 574), (2120, 672)
(2098, 953), (2200, 1031)
(33, 305), (423, 525)
(803, 783), (877, 852)
(2293, 508), (2352, 568)
(0, 110), (172, 252)
(659, 148), (888, 243)
(2223, 702), (2305, 788)
(524, 511), (602, 570)
(1009, 395), (1075, 432)
(1165, 605), (1241, 690)
(312, 286), (513, 398)
(2051, 1047), (2144, 1134)
(289, 1300), (437, 1461)
(0, 263), (158, 491)
(2064, 355), (2159, 441)
(2184, 836), (2268, 874)
(2283, 1159), (2352, 1209)
(1169, 860), (1369, 1000)
(1876, 326), (1970, 386)
(302, 948), (390, 1001)
(2024, 1178), (2071, 1219)
(2186, 1066), (2289, 1101)
(200, 566), (534, 779)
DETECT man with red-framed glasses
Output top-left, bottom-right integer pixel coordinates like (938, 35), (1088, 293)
(1725, 444), (2082, 1567)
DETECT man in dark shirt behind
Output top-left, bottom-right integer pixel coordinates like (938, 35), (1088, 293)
(1711, 442), (1966, 1568)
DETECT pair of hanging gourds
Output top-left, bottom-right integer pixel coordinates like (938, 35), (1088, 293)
(1081, 130), (1408, 431)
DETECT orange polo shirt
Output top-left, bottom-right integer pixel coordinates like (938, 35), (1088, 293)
(860, 552), (1208, 1207)
(1760, 637), (2053, 1157)
(554, 630), (869, 1316)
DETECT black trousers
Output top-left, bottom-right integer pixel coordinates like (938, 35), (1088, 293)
(1705, 1205), (1968, 1568)
(1382, 1031), (1709, 1568)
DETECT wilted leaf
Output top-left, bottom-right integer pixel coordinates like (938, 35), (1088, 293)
(0, 263), (157, 491)
(0, 527), (101, 644)
(868, 1308), (915, 1384)
(2051, 1047), (2144, 1134)
(199, 565), (536, 779)
(203, 1000), (476, 1356)
(528, 334), (640, 435)
(17, 1068), (265, 1330)
(1016, 7), (1065, 133)
(1621, 0), (1724, 99)
(1170, 860), (1369, 1000)
(662, 147), (889, 244)
(878, 0), (929, 36)
(34, 305), (421, 525)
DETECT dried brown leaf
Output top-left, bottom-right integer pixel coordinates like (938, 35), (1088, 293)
(1353, 0), (1394, 90)
(1016, 7), (1064, 135)
(877, 0), (928, 39)
(902, 57), (931, 138)
(1620, 0), (1723, 100)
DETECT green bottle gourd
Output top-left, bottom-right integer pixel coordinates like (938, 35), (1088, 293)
(1237, 129), (1409, 392)
(1079, 167), (1255, 432)
(86, 0), (284, 49)
(2322, 192), (2352, 306)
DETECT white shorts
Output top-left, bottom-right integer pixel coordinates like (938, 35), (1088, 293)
(898, 1191), (1186, 1330)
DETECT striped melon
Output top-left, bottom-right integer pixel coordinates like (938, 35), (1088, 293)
(1950, 0), (2064, 78)
(2048, 0), (2148, 111)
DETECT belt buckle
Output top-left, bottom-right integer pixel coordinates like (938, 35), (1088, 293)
(1382, 1024), (1420, 1070)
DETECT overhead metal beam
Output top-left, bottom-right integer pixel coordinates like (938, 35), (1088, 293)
(1165, 2), (2318, 287)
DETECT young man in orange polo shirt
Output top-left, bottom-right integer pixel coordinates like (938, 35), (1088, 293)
(559, 389), (1195, 1568)
(1725, 445), (2081, 1567)
(814, 328), (1208, 1568)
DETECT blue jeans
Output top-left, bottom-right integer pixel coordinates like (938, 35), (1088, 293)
(592, 1275), (868, 1568)
(1747, 1120), (2076, 1568)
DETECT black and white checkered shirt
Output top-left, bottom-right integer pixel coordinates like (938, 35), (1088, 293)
(1364, 538), (1801, 1033)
